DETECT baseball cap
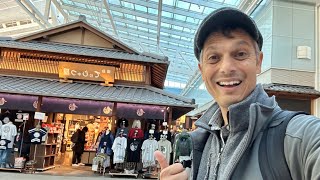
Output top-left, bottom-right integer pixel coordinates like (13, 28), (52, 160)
(194, 7), (263, 61)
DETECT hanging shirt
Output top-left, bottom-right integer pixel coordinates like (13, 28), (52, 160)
(127, 138), (142, 162)
(28, 128), (47, 144)
(128, 128), (144, 139)
(0, 139), (11, 150)
(157, 139), (172, 164)
(0, 122), (17, 148)
(111, 136), (127, 164)
(141, 139), (158, 168)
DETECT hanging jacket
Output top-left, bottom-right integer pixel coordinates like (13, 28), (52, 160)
(98, 133), (114, 156)
(190, 84), (320, 180)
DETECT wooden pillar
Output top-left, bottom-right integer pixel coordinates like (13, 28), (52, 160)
(34, 96), (43, 126)
(168, 107), (172, 131)
(111, 102), (117, 134)
(145, 65), (151, 85)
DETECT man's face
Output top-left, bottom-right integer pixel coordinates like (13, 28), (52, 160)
(198, 29), (263, 109)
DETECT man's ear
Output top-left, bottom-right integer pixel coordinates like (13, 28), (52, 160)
(198, 63), (204, 81)
(256, 52), (263, 74)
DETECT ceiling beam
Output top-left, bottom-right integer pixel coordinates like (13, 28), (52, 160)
(61, 3), (198, 30)
(44, 0), (52, 20)
(103, 0), (118, 36)
(21, 0), (52, 27)
(74, 0), (207, 19)
(51, 0), (70, 22)
(15, 0), (47, 29)
(157, 0), (163, 51)
(180, 0), (235, 9)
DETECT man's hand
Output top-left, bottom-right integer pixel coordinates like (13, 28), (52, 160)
(154, 150), (189, 180)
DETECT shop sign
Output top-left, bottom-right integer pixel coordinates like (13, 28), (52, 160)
(34, 112), (46, 120)
(15, 113), (29, 122)
(0, 93), (38, 111)
(58, 62), (116, 84)
(117, 103), (164, 119)
(136, 108), (145, 116)
(41, 97), (113, 116)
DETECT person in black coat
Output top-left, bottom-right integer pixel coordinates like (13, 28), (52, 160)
(72, 127), (88, 166)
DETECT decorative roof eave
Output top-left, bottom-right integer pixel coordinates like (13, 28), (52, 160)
(0, 75), (195, 108)
(15, 19), (140, 54)
(263, 83), (320, 99)
(0, 40), (169, 65)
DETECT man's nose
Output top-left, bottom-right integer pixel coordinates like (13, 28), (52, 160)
(219, 56), (236, 75)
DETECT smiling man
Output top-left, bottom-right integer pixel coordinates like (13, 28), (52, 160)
(154, 7), (320, 180)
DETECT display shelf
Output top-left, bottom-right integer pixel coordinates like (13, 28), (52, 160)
(36, 165), (55, 171)
(0, 168), (23, 172)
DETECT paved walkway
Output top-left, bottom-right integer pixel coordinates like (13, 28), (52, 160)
(1, 172), (148, 180)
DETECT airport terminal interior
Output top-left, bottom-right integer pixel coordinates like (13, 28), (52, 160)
(0, 0), (319, 178)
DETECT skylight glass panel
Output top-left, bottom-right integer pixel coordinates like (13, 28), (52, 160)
(139, 35), (148, 39)
(162, 11), (173, 18)
(173, 14), (186, 21)
(135, 4), (147, 12)
(62, 0), (73, 5)
(160, 32), (169, 36)
(138, 26), (148, 32)
(148, 8), (158, 15)
(148, 19), (157, 25)
(172, 25), (183, 31)
(118, 30), (128, 35)
(123, 13), (135, 20)
(115, 21), (125, 26)
(171, 34), (180, 39)
(224, 0), (241, 6)
(189, 4), (204, 13)
(129, 33), (138, 37)
(127, 24), (137, 29)
(182, 27), (191, 33)
(186, 17), (197, 24)
(176, 0), (190, 10)
(160, 40), (168, 44)
(73, 2), (87, 8)
(149, 0), (158, 3)
(108, 0), (120, 5)
(163, 0), (174, 6)
(149, 29), (157, 34)
(181, 37), (190, 41)
(111, 10), (123, 17)
(203, 7), (214, 15)
(149, 37), (157, 42)
(136, 16), (147, 23)
(161, 22), (171, 28)
(121, 1), (134, 9)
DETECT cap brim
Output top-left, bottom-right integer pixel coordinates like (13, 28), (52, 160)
(194, 8), (262, 60)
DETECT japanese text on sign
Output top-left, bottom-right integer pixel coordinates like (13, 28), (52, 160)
(58, 62), (115, 83)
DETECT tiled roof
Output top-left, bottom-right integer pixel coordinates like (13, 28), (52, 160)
(263, 83), (320, 96)
(0, 75), (194, 108)
(0, 39), (168, 64)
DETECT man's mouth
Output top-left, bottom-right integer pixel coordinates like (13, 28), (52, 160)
(217, 81), (242, 87)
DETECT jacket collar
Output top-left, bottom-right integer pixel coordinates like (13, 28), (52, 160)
(195, 84), (277, 133)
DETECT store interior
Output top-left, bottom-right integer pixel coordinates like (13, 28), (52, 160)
(0, 107), (190, 178)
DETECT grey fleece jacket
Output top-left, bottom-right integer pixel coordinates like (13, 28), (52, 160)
(190, 84), (320, 180)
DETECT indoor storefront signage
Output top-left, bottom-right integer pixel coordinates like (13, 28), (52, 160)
(117, 103), (165, 119)
(41, 97), (114, 116)
(58, 62), (116, 85)
(0, 93), (38, 111)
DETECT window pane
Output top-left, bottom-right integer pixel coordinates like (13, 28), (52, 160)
(189, 4), (204, 13)
(135, 4), (147, 12)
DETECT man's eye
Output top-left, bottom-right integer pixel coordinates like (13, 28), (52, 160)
(207, 55), (219, 63)
(235, 52), (248, 59)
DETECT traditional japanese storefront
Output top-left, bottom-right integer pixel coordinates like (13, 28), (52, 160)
(0, 18), (195, 171)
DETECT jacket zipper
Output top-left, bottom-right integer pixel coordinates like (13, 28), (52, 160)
(205, 130), (226, 180)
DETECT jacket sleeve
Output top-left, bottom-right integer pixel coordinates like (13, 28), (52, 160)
(285, 114), (320, 180)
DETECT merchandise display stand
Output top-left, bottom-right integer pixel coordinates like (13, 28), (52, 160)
(109, 162), (139, 178)
(109, 172), (139, 178)
(142, 166), (158, 179)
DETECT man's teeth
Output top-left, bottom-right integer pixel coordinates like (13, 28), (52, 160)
(218, 81), (241, 86)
